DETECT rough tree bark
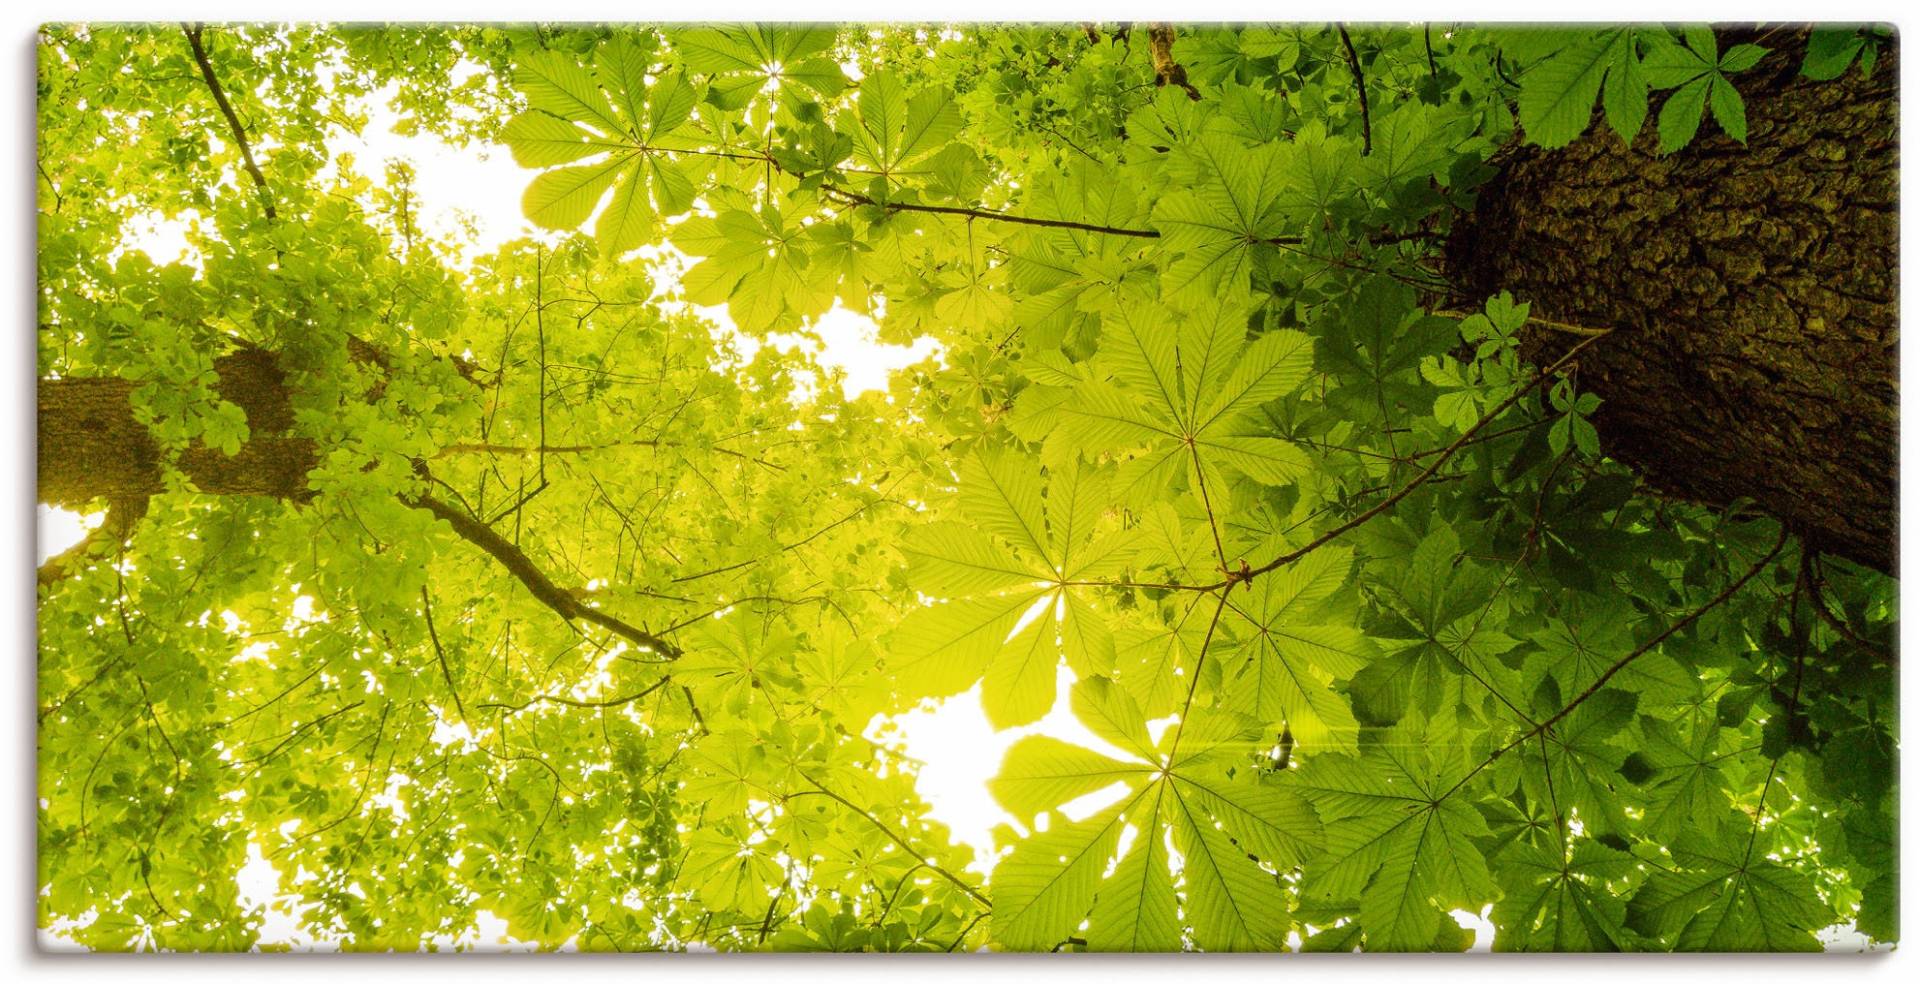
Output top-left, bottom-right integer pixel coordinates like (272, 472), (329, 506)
(1446, 28), (1897, 574)
(37, 336), (484, 507)
(38, 346), (316, 507)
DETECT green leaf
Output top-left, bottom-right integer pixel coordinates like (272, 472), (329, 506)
(521, 157), (629, 230)
(983, 613), (1063, 728)
(1656, 77), (1711, 155)
(1801, 28), (1866, 80)
(1085, 794), (1180, 952)
(960, 448), (1055, 574)
(1718, 43), (1768, 74)
(516, 50), (626, 133)
(1069, 675), (1158, 763)
(1627, 825), (1833, 951)
(887, 592), (1042, 701)
(899, 520), (1042, 595)
(676, 25), (839, 91)
(1600, 34), (1651, 143)
(1492, 840), (1634, 951)
(1168, 787), (1291, 951)
(592, 160), (654, 254)
(1196, 328), (1315, 432)
(990, 735), (1149, 823)
(847, 71), (962, 173)
(500, 112), (616, 167)
(1222, 546), (1366, 750)
(989, 799), (1130, 951)
(1707, 76), (1747, 144)
(1515, 33), (1618, 148)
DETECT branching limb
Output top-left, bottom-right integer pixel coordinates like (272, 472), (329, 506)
(818, 183), (1161, 239)
(420, 585), (469, 722)
(1807, 554), (1894, 660)
(818, 170), (1441, 261)
(1427, 309), (1613, 338)
(1539, 524), (1787, 738)
(435, 439), (785, 472)
(476, 675), (671, 713)
(1444, 525), (1789, 801)
(1166, 583), (1236, 757)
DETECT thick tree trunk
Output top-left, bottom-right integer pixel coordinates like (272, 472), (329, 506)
(37, 346), (316, 506)
(1446, 29), (1897, 574)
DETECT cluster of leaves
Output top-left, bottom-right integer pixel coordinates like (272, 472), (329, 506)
(1506, 27), (1766, 152)
(37, 21), (1895, 954)
(1505, 23), (1889, 153)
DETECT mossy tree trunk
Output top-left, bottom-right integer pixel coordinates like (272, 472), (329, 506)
(1446, 29), (1897, 574)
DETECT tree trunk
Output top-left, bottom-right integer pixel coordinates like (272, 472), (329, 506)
(37, 346), (316, 506)
(1445, 29), (1897, 574)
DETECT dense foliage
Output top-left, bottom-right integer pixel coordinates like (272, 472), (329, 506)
(37, 22), (1895, 952)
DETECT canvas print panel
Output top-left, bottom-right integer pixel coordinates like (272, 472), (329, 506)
(35, 22), (1896, 952)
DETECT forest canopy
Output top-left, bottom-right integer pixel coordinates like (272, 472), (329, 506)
(35, 22), (1896, 952)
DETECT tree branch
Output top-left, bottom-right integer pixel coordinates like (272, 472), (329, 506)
(1444, 525), (1789, 801)
(406, 492), (681, 658)
(677, 142), (1425, 257)
(183, 24), (277, 220)
(435, 439), (784, 472)
(476, 675), (671, 713)
(419, 585), (469, 722)
(818, 183), (1162, 239)
(1338, 26), (1373, 156)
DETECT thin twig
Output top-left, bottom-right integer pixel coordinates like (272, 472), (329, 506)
(477, 675), (671, 713)
(1428, 309), (1613, 338)
(1166, 584), (1237, 757)
(818, 183), (1160, 239)
(435, 439), (786, 472)
(420, 585), (469, 723)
